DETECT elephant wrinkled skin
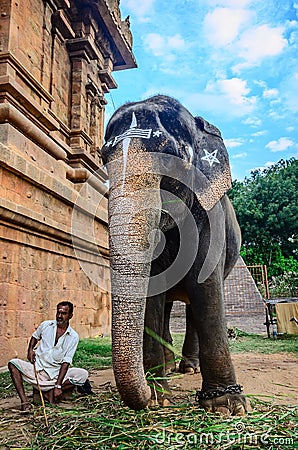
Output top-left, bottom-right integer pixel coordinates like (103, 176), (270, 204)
(100, 95), (247, 415)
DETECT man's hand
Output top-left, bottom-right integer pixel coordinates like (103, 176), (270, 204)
(27, 336), (38, 364)
(54, 386), (63, 402)
(27, 348), (36, 364)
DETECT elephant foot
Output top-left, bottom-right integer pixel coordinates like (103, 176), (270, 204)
(148, 378), (172, 407)
(199, 394), (247, 416)
(148, 397), (172, 407)
(196, 385), (247, 416)
(179, 357), (200, 374)
(164, 348), (176, 374)
(165, 355), (177, 374)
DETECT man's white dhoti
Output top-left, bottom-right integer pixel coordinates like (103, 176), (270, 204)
(9, 359), (88, 392)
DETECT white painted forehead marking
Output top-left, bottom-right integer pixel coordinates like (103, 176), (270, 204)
(131, 111), (137, 127)
(105, 113), (164, 147)
(201, 149), (220, 167)
(121, 114), (136, 191)
(113, 112), (152, 146)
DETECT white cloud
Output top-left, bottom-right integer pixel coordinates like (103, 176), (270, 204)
(249, 161), (275, 173)
(216, 78), (249, 103)
(232, 152), (248, 158)
(288, 27), (298, 45)
(182, 90), (254, 119)
(242, 117), (262, 127)
(263, 88), (279, 98)
(264, 161), (276, 168)
(265, 137), (295, 152)
(124, 0), (154, 22)
(224, 138), (245, 148)
(254, 80), (266, 89)
(168, 34), (186, 50)
(203, 0), (253, 8)
(207, 78), (257, 111)
(180, 77), (257, 118)
(251, 130), (267, 137)
(143, 33), (187, 57)
(282, 72), (298, 113)
(268, 110), (286, 120)
(233, 24), (287, 72)
(203, 7), (251, 47)
(144, 33), (164, 56)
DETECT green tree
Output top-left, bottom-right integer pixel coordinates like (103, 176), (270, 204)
(229, 158), (298, 277)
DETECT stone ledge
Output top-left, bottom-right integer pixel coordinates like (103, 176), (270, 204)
(0, 74), (59, 131)
(0, 201), (109, 259)
(0, 103), (66, 160)
(0, 141), (108, 221)
(0, 51), (55, 105)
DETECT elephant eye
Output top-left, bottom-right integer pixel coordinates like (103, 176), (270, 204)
(177, 144), (194, 164)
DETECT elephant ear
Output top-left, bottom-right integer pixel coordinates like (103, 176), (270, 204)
(192, 116), (232, 211)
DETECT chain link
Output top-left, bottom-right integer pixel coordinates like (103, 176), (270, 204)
(196, 384), (243, 401)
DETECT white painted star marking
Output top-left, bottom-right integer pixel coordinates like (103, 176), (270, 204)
(153, 130), (162, 137)
(201, 149), (220, 167)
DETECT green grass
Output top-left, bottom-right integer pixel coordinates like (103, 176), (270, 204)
(228, 330), (298, 354)
(0, 372), (14, 399)
(172, 330), (298, 356)
(72, 337), (112, 370)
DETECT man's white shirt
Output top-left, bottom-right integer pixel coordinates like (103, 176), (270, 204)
(32, 320), (79, 379)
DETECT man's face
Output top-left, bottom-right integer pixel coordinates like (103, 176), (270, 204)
(56, 305), (72, 327)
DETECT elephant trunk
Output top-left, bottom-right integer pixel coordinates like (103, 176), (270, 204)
(108, 174), (161, 410)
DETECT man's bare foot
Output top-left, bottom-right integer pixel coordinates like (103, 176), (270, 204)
(43, 389), (55, 404)
(20, 402), (32, 413)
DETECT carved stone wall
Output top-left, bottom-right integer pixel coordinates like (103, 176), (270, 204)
(0, 0), (136, 366)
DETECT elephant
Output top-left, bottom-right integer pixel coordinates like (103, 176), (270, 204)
(100, 94), (247, 415)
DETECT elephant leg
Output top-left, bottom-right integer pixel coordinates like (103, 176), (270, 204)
(187, 271), (246, 416)
(179, 304), (200, 374)
(163, 302), (176, 373)
(143, 294), (171, 405)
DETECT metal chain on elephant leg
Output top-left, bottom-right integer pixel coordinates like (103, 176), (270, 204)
(196, 385), (246, 416)
(195, 383), (243, 400)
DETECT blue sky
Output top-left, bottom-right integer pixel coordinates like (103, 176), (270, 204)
(105, 0), (298, 181)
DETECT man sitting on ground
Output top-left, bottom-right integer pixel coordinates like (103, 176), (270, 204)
(8, 301), (89, 411)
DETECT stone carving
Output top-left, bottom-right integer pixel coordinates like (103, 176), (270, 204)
(121, 16), (133, 48)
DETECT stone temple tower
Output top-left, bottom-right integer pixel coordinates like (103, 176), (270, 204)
(0, 0), (136, 366)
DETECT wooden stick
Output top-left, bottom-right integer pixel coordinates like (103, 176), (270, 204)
(33, 362), (49, 428)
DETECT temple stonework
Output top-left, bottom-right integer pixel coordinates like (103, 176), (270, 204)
(0, 0), (136, 366)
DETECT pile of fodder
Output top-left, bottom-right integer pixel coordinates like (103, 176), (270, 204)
(0, 388), (296, 449)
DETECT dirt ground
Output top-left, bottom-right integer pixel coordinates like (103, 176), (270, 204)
(0, 352), (297, 414)
(91, 353), (298, 406)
